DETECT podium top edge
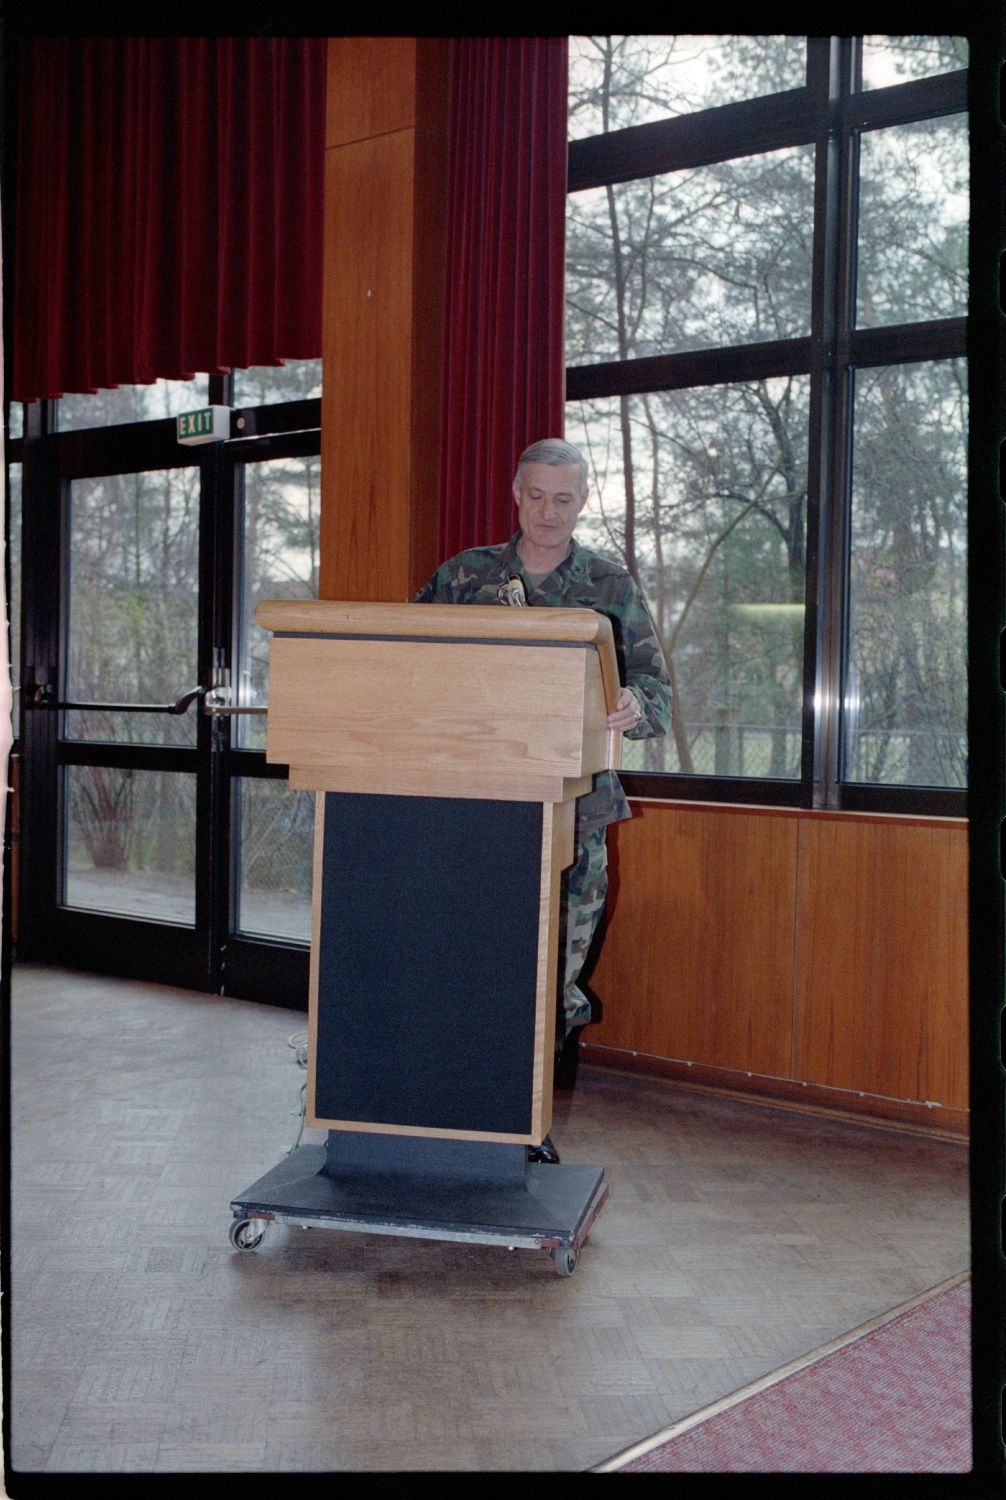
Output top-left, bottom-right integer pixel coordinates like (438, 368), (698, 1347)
(255, 599), (615, 648)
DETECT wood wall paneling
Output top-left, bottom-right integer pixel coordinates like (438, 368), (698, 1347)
(792, 817), (969, 1111)
(586, 802), (968, 1128)
(588, 804), (798, 1079)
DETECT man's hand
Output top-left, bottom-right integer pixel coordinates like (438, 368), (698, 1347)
(607, 687), (644, 734)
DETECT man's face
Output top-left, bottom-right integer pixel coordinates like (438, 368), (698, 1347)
(513, 462), (588, 557)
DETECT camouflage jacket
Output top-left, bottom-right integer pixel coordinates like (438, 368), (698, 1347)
(414, 531), (672, 827)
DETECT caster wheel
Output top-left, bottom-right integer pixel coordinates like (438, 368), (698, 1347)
(229, 1217), (265, 1251)
(550, 1246), (579, 1277)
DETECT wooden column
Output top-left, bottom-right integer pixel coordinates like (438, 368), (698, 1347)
(320, 39), (448, 602)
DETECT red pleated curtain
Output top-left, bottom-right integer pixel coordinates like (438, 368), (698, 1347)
(11, 35), (327, 402)
(12, 35), (569, 562)
(438, 37), (569, 557)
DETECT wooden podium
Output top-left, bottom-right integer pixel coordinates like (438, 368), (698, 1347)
(229, 600), (620, 1274)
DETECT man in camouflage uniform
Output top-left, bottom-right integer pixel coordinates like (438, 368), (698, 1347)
(415, 437), (671, 1073)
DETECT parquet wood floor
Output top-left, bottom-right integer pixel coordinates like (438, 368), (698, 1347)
(8, 964), (969, 1474)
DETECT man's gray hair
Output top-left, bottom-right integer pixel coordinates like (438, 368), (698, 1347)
(514, 438), (588, 494)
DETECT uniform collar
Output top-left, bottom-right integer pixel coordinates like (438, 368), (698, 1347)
(507, 530), (589, 581)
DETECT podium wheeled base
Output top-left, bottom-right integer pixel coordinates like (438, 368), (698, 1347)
(229, 1141), (607, 1277)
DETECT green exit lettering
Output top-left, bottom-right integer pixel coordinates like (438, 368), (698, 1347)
(176, 406), (230, 445)
(179, 410), (212, 438)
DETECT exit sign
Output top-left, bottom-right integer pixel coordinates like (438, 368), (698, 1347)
(177, 406), (231, 445)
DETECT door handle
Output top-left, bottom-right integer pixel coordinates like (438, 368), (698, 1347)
(202, 685), (267, 716)
(31, 685), (207, 715)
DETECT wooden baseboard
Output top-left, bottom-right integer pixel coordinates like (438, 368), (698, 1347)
(577, 1043), (970, 1141)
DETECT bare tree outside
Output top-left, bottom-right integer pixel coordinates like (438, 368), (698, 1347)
(237, 453), (320, 750)
(232, 357), (322, 408)
(63, 465), (200, 909)
(567, 34), (807, 138)
(65, 467), (201, 749)
(234, 450), (320, 938)
(58, 375), (210, 431)
(566, 34), (967, 788)
(847, 359), (967, 787)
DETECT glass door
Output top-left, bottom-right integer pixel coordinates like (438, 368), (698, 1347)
(17, 426), (212, 989)
(213, 434), (320, 1004)
(62, 464), (202, 925)
(16, 404), (322, 1007)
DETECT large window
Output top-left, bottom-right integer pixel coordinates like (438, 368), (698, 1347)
(566, 35), (968, 812)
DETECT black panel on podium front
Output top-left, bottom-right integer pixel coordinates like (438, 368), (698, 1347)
(315, 793), (544, 1135)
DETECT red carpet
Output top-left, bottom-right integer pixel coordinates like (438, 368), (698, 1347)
(598, 1274), (970, 1473)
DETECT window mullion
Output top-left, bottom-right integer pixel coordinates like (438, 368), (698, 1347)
(812, 38), (858, 810)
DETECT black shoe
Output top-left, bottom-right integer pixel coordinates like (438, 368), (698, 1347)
(554, 1026), (581, 1089)
(527, 1136), (560, 1165)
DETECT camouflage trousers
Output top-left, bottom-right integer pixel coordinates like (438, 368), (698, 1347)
(558, 822), (609, 1035)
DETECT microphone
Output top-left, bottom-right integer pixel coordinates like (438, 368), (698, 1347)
(497, 576), (528, 607)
